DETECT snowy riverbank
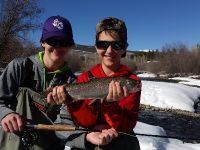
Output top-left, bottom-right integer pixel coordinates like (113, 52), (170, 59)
(136, 73), (200, 150)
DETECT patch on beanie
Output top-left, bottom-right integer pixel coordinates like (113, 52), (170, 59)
(53, 19), (64, 30)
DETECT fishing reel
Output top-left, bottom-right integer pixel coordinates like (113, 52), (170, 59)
(20, 128), (38, 147)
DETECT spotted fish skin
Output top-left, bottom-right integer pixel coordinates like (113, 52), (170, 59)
(64, 76), (140, 100)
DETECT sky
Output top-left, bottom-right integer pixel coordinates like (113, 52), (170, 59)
(30, 0), (200, 51)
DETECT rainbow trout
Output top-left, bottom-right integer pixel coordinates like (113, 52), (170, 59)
(64, 76), (140, 100)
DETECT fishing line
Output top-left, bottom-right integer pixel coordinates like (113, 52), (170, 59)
(1, 124), (200, 146)
(118, 132), (200, 144)
(3, 123), (199, 142)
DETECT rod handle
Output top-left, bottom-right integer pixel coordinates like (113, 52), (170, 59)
(33, 124), (76, 131)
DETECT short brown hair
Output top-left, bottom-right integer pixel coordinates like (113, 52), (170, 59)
(96, 17), (127, 43)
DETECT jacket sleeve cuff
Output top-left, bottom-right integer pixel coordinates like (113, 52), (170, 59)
(0, 106), (15, 121)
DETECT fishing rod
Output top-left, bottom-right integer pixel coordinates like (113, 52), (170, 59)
(27, 124), (200, 141)
(1, 123), (200, 146)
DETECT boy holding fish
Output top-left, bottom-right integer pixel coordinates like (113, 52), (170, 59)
(52, 17), (141, 150)
(0, 15), (76, 149)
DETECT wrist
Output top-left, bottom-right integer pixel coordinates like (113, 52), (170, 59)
(85, 133), (95, 148)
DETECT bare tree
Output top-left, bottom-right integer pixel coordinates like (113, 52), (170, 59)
(0, 0), (43, 60)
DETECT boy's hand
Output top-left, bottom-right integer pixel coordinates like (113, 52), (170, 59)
(86, 128), (118, 146)
(1, 113), (23, 132)
(106, 81), (128, 102)
(46, 85), (72, 105)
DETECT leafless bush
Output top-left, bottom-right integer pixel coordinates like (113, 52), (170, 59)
(0, 47), (40, 68)
(137, 61), (161, 74)
(0, 0), (43, 61)
(83, 53), (100, 70)
(191, 45), (200, 73)
(137, 43), (200, 74)
(121, 58), (137, 72)
(158, 44), (198, 74)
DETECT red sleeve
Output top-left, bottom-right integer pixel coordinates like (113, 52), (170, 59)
(102, 76), (141, 133)
(67, 71), (98, 128)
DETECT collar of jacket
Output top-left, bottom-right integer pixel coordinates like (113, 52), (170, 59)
(38, 51), (69, 74)
(89, 64), (132, 78)
(38, 51), (69, 90)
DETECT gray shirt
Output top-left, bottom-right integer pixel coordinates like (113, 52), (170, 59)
(0, 53), (89, 149)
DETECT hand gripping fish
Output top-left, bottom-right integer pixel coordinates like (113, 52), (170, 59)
(62, 76), (141, 101)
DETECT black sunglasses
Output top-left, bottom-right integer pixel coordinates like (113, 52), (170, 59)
(96, 41), (126, 51)
(45, 38), (72, 47)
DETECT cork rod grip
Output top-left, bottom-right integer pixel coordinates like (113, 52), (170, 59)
(35, 124), (76, 131)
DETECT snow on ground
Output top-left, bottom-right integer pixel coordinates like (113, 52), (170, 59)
(141, 81), (200, 112)
(171, 77), (200, 87)
(134, 122), (200, 150)
(137, 72), (200, 111)
(138, 72), (200, 87)
(137, 72), (157, 78)
(136, 73), (200, 149)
